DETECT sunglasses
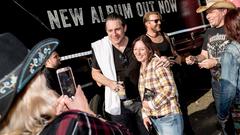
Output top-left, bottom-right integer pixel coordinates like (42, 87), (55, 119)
(119, 54), (128, 66)
(148, 19), (161, 23)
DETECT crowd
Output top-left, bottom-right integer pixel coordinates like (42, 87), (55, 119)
(0, 0), (239, 135)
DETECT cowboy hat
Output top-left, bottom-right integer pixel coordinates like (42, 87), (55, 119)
(0, 33), (60, 122)
(196, 0), (236, 13)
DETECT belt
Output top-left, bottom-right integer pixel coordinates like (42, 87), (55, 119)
(151, 115), (164, 119)
(121, 98), (139, 106)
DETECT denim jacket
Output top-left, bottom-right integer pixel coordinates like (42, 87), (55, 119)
(219, 40), (240, 120)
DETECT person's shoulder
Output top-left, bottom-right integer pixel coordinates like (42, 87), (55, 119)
(205, 27), (224, 34)
(205, 27), (215, 34)
(40, 110), (132, 135)
(91, 36), (109, 48)
(150, 57), (159, 68)
(226, 41), (240, 53)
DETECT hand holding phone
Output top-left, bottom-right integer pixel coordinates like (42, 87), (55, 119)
(56, 66), (76, 97)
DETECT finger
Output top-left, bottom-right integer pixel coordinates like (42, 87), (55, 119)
(144, 123), (149, 131)
(148, 119), (152, 125)
(163, 61), (170, 67)
(75, 85), (84, 96)
(56, 96), (67, 115)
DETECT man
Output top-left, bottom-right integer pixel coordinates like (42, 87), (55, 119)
(91, 13), (149, 135)
(185, 0), (236, 134)
(143, 11), (194, 135)
(42, 51), (61, 94)
(0, 33), (132, 135)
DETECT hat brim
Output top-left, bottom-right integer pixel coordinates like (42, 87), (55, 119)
(0, 64), (22, 122)
(17, 38), (60, 92)
(196, 1), (236, 13)
(0, 38), (60, 122)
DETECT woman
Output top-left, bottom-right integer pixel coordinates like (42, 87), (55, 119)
(219, 8), (240, 134)
(0, 36), (131, 135)
(143, 12), (194, 134)
(132, 35), (183, 135)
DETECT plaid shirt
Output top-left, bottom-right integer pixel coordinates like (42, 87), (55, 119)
(139, 57), (181, 118)
(40, 110), (132, 135)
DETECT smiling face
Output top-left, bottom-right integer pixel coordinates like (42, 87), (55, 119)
(133, 40), (150, 64)
(145, 14), (161, 33)
(105, 19), (127, 45)
(206, 8), (226, 28)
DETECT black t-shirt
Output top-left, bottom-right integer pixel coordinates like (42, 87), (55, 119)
(202, 27), (229, 79)
(91, 41), (141, 100)
(150, 33), (173, 57)
(202, 27), (228, 58)
(42, 67), (61, 95)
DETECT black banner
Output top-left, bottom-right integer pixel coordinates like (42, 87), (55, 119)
(0, 0), (204, 55)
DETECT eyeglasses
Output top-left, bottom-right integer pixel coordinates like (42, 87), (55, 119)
(119, 54), (128, 66)
(148, 19), (161, 23)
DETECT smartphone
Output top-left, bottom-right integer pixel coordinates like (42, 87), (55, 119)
(56, 66), (76, 97)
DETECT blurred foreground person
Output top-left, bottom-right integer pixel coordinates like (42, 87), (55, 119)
(132, 35), (183, 135)
(0, 33), (131, 135)
(219, 8), (240, 134)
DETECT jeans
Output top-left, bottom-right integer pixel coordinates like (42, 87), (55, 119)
(213, 79), (236, 134)
(212, 78), (221, 115)
(108, 101), (149, 135)
(150, 114), (183, 135)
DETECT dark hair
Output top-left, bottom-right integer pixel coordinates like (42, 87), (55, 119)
(105, 13), (126, 28)
(224, 8), (240, 43)
(132, 35), (156, 63)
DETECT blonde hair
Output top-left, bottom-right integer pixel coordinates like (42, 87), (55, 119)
(0, 73), (59, 135)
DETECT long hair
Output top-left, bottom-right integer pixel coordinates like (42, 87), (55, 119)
(0, 73), (59, 135)
(224, 8), (240, 43)
(132, 35), (156, 64)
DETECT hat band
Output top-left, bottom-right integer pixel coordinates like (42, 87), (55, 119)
(0, 64), (22, 96)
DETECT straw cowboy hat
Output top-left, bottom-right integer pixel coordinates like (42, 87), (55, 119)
(0, 33), (60, 122)
(196, 0), (236, 13)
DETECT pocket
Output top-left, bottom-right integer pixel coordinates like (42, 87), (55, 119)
(161, 115), (175, 126)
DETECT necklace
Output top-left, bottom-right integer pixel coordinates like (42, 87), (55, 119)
(146, 33), (158, 38)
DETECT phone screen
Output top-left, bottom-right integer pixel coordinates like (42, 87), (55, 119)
(56, 67), (76, 97)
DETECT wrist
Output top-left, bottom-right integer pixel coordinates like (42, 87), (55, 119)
(191, 56), (198, 63)
(213, 58), (220, 67)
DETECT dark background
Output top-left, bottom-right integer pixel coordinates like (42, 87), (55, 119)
(0, 0), (210, 102)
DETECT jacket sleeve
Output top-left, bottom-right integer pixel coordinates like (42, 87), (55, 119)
(219, 49), (238, 120)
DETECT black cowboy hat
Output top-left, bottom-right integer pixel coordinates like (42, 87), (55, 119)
(0, 33), (60, 122)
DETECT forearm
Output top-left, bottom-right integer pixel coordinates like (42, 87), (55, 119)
(195, 50), (208, 62)
(91, 68), (116, 89)
(196, 54), (207, 62)
(152, 68), (175, 108)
